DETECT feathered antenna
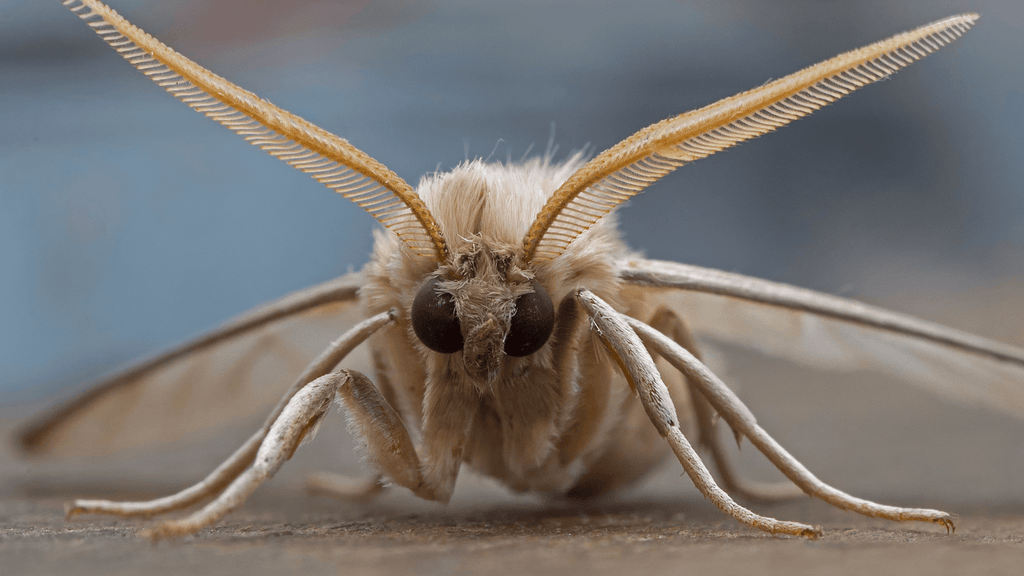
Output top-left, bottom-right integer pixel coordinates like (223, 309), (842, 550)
(63, 0), (448, 262)
(522, 14), (979, 262)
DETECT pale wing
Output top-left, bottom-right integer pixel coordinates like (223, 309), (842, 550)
(63, 0), (445, 260)
(619, 259), (1024, 420)
(18, 273), (370, 458)
(524, 14), (978, 261)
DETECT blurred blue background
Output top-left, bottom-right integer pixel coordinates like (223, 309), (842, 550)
(2, 0), (1022, 400)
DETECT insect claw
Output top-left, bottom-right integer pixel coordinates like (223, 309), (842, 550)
(139, 522), (186, 543)
(767, 522), (820, 539)
(63, 502), (83, 520)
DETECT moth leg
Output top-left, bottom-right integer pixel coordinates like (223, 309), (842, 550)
(142, 371), (348, 538)
(625, 313), (956, 533)
(578, 290), (819, 538)
(145, 369), (424, 539)
(335, 366), (475, 504)
(67, 432), (262, 519)
(332, 370), (435, 499)
(305, 473), (388, 503)
(647, 307), (803, 502)
(66, 310), (396, 519)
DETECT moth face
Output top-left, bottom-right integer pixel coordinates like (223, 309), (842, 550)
(410, 243), (554, 384)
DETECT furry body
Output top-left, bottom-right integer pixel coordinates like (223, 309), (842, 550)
(360, 159), (695, 500)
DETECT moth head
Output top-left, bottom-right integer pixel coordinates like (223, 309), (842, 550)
(411, 241), (554, 384)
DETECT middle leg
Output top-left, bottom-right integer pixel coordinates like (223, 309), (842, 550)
(626, 311), (955, 532)
(647, 307), (804, 502)
(578, 289), (819, 537)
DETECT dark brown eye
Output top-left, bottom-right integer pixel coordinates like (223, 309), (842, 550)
(411, 277), (464, 354)
(504, 281), (554, 357)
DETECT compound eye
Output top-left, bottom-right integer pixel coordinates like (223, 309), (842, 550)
(504, 281), (554, 357)
(411, 277), (464, 354)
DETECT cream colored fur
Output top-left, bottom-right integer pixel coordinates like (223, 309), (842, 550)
(359, 157), (653, 497)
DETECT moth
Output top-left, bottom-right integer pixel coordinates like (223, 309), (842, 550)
(18, 0), (1024, 540)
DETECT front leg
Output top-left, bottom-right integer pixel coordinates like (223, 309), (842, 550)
(415, 363), (479, 503)
(331, 362), (477, 504)
(334, 370), (429, 500)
